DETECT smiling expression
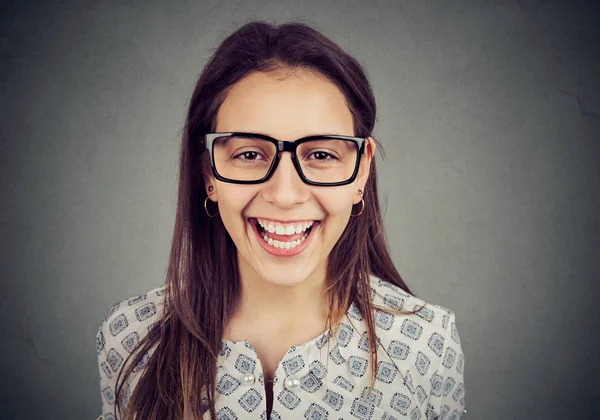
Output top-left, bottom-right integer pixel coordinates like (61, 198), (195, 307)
(206, 68), (375, 287)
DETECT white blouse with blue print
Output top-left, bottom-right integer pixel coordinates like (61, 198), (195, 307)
(96, 275), (466, 419)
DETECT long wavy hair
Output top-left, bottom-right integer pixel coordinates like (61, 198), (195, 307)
(114, 20), (419, 419)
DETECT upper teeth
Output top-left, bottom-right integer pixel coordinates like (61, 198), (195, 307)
(257, 219), (314, 235)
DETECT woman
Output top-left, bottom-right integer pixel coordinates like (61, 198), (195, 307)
(96, 20), (466, 420)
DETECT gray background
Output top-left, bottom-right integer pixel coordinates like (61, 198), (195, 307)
(1, 0), (598, 419)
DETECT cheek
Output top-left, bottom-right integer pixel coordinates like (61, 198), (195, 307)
(315, 189), (354, 217)
(216, 186), (256, 229)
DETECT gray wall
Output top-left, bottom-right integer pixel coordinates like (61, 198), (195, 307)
(1, 0), (598, 419)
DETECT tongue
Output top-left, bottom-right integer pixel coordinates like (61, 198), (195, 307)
(265, 230), (307, 242)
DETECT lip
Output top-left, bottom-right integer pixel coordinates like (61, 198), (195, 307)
(248, 218), (319, 257)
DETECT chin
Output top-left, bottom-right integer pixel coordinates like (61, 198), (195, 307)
(258, 268), (314, 288)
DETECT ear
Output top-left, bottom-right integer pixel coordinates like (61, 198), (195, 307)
(205, 175), (218, 201)
(353, 137), (377, 204)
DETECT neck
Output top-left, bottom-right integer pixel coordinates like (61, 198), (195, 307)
(228, 254), (331, 335)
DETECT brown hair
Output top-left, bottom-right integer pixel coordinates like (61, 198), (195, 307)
(114, 20), (420, 419)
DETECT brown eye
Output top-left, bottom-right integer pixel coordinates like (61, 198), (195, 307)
(238, 151), (260, 160)
(309, 151), (337, 160)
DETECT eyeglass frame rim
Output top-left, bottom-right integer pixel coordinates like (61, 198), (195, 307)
(203, 132), (367, 186)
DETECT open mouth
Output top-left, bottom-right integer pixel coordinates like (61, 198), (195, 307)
(248, 218), (319, 252)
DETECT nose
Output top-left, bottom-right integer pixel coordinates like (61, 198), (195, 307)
(261, 152), (309, 208)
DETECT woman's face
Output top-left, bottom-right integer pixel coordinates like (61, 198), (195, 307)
(207, 69), (375, 287)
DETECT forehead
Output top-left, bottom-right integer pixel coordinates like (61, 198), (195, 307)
(215, 69), (354, 139)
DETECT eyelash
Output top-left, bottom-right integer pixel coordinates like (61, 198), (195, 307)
(236, 151), (263, 160)
(307, 151), (337, 161)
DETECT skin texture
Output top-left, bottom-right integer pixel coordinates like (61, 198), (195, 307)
(205, 68), (376, 343)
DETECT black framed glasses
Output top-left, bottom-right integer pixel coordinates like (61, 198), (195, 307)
(204, 132), (367, 186)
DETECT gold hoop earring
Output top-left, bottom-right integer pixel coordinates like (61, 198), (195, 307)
(204, 196), (219, 218)
(351, 189), (364, 217)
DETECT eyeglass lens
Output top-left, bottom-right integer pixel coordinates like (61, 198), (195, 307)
(212, 134), (358, 183)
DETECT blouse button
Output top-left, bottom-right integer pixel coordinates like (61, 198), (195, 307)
(241, 373), (256, 385)
(284, 375), (300, 391)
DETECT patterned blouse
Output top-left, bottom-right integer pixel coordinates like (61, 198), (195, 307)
(96, 275), (466, 419)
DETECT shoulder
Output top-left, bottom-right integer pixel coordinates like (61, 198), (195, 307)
(369, 274), (458, 334)
(96, 285), (166, 356)
(367, 274), (463, 375)
(368, 274), (465, 407)
(95, 285), (166, 412)
(368, 274), (465, 405)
